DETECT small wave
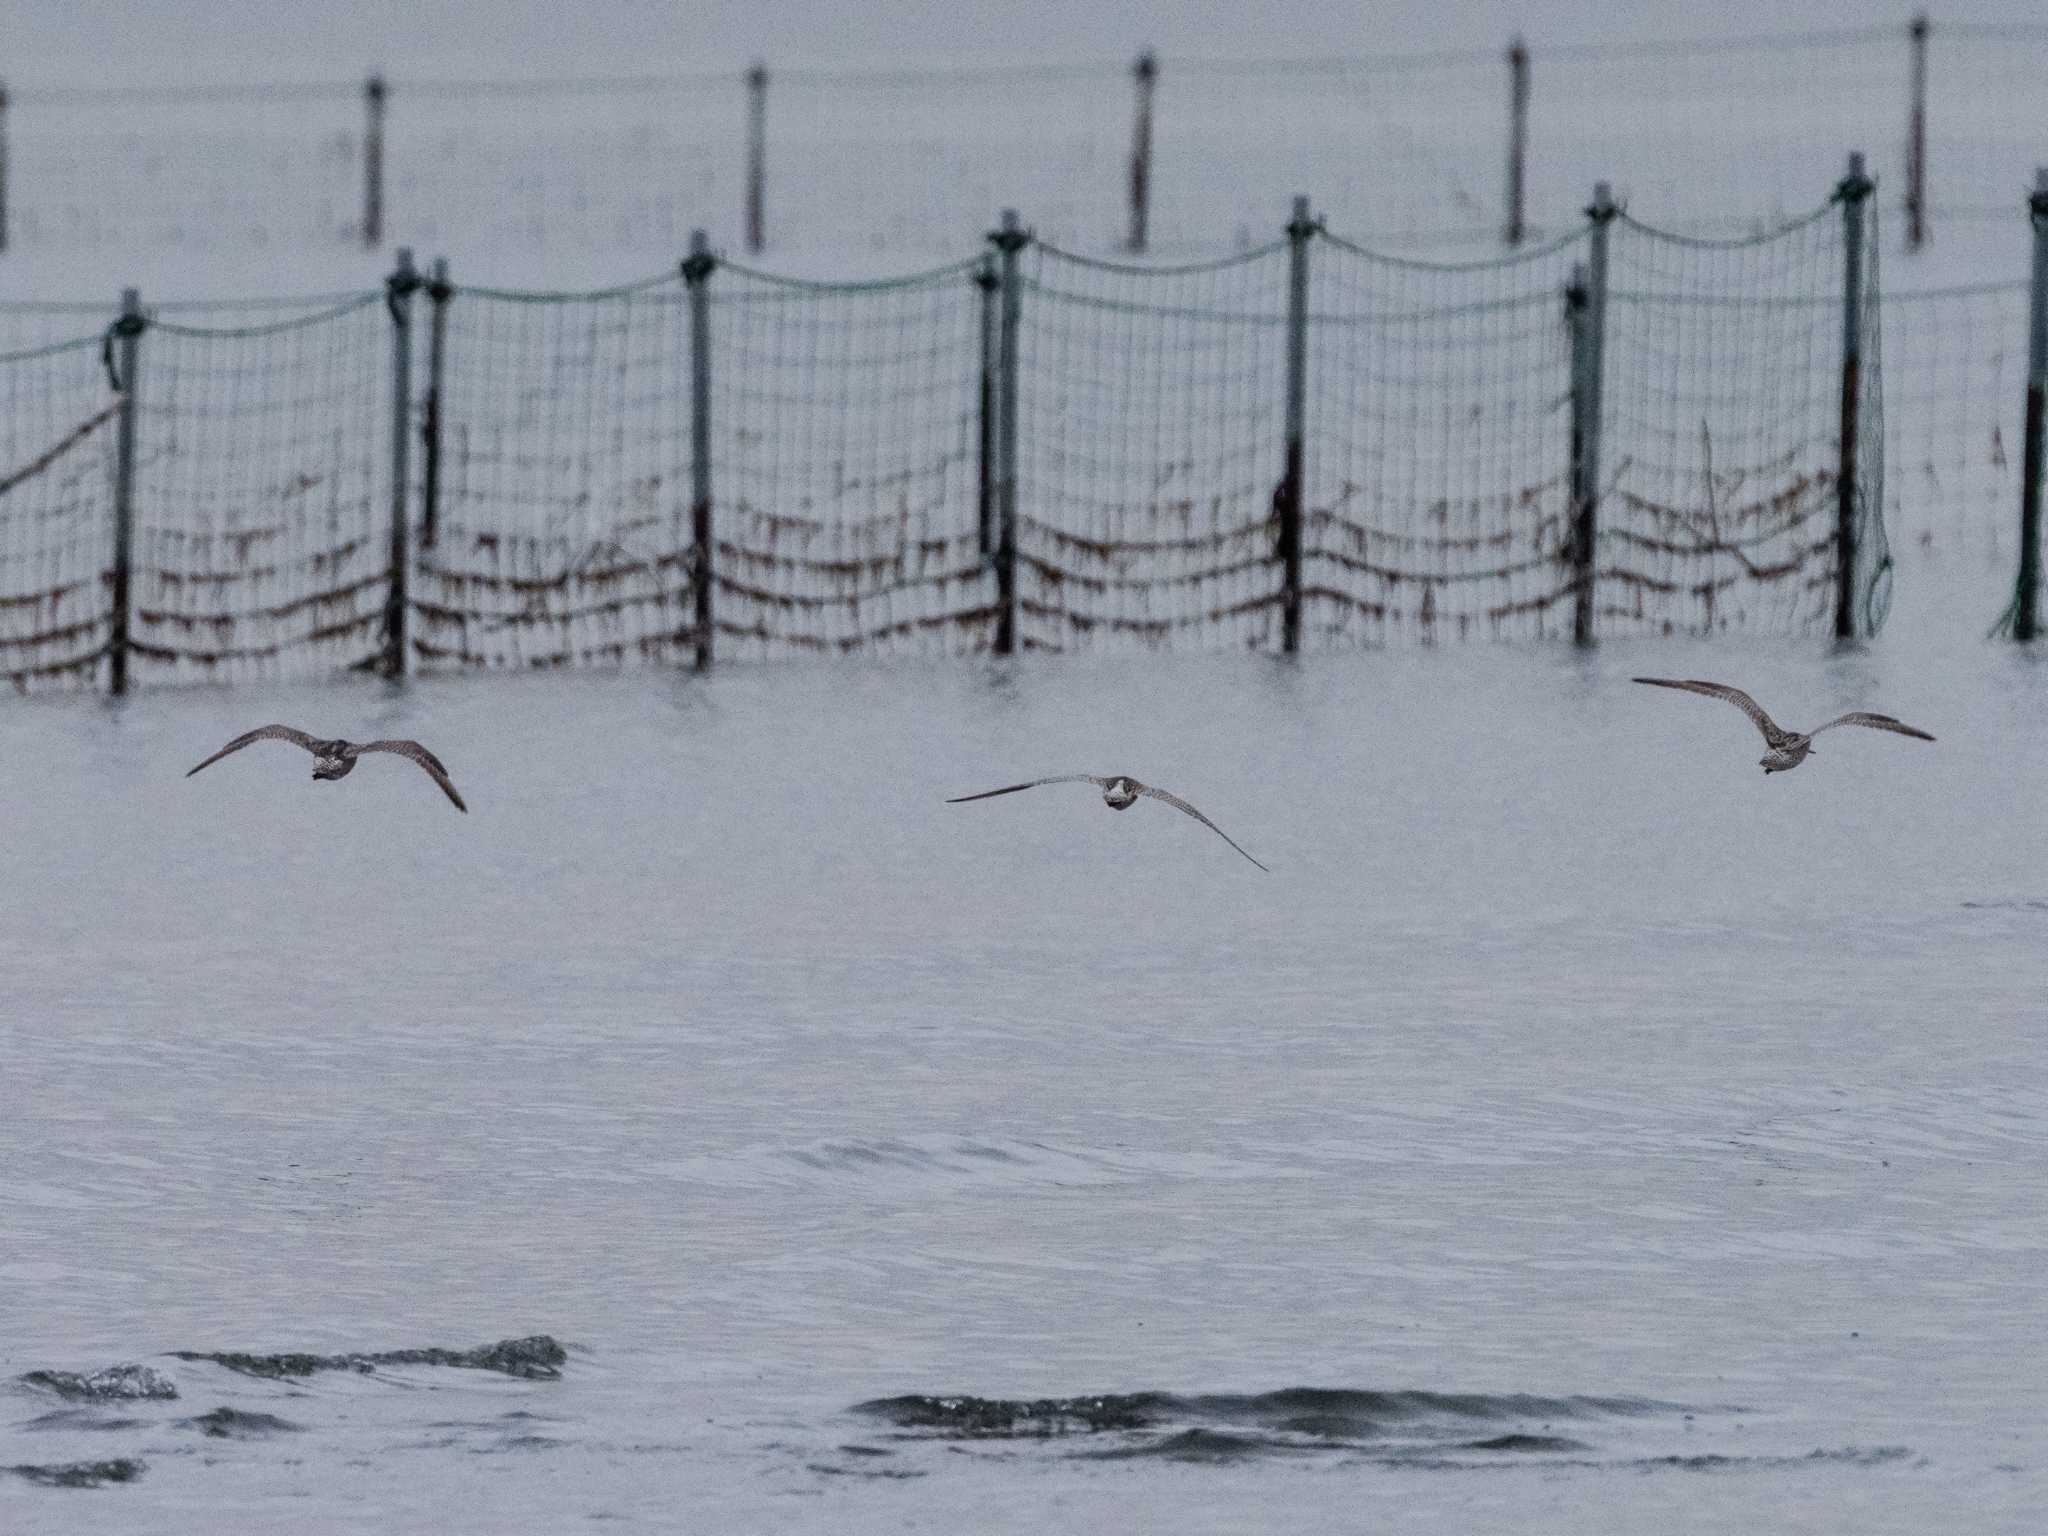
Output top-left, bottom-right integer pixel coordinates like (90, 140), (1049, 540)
(171, 1334), (567, 1382)
(1077, 1427), (1317, 1464)
(181, 1407), (303, 1439)
(20, 1409), (147, 1433)
(856, 1387), (1667, 1443)
(6, 1458), (144, 1488)
(1631, 1445), (1915, 1473)
(18, 1364), (178, 1402)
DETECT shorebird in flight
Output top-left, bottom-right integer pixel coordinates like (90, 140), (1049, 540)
(947, 774), (1267, 870)
(1632, 678), (1934, 774)
(187, 725), (468, 811)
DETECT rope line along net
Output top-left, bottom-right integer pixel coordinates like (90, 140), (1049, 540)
(131, 296), (391, 683)
(1598, 196), (1887, 637)
(0, 334), (119, 691)
(1014, 242), (1290, 651)
(414, 273), (695, 670)
(1303, 229), (1586, 645)
(709, 261), (988, 658)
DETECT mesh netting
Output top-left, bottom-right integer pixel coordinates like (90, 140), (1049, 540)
(130, 296), (391, 683)
(1011, 243), (1290, 651)
(414, 274), (695, 670)
(0, 334), (119, 691)
(1302, 230), (1584, 645)
(1881, 283), (2030, 562)
(1598, 196), (1886, 637)
(710, 261), (989, 657)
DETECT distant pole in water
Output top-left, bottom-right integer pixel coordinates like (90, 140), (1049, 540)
(746, 62), (768, 254)
(363, 74), (387, 249)
(1127, 51), (1156, 254)
(684, 229), (718, 670)
(989, 209), (1029, 656)
(109, 288), (143, 697)
(383, 248), (418, 679)
(421, 257), (451, 553)
(1505, 38), (1529, 247)
(1835, 152), (1873, 642)
(2015, 167), (2048, 642)
(1905, 14), (1929, 252)
(0, 81), (11, 253)
(975, 255), (999, 560)
(1570, 184), (1615, 648)
(1280, 194), (1315, 655)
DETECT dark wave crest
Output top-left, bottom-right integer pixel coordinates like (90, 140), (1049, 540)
(182, 1407), (304, 1439)
(170, 1334), (567, 1382)
(18, 1365), (178, 1402)
(6, 1458), (145, 1488)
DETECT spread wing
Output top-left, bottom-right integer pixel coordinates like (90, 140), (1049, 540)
(186, 724), (323, 777)
(357, 739), (469, 811)
(1810, 711), (1935, 743)
(1135, 785), (1269, 872)
(1632, 677), (1789, 747)
(946, 774), (1110, 803)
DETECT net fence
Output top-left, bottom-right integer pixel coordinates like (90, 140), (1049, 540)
(0, 184), (2007, 691)
(1303, 230), (1582, 645)
(1014, 243), (1289, 651)
(0, 332), (117, 691)
(129, 295), (391, 684)
(1598, 199), (1886, 638)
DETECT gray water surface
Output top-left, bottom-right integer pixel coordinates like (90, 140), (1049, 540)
(3, 620), (2045, 1531)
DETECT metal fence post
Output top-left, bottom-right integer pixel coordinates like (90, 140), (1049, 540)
(1571, 184), (1615, 647)
(1279, 195), (1315, 654)
(1505, 38), (1529, 247)
(2015, 168), (2048, 642)
(363, 74), (387, 249)
(108, 289), (144, 697)
(975, 255), (999, 558)
(746, 63), (767, 254)
(421, 257), (450, 552)
(684, 229), (718, 670)
(1835, 152), (1873, 642)
(1906, 14), (1929, 252)
(990, 209), (1029, 656)
(0, 82), (11, 253)
(382, 248), (417, 678)
(1128, 51), (1156, 254)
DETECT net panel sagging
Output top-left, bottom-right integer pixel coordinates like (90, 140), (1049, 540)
(1598, 202), (1877, 638)
(131, 298), (390, 684)
(1014, 244), (1289, 652)
(0, 336), (119, 692)
(1303, 231), (1583, 646)
(710, 263), (988, 658)
(1881, 283), (2029, 563)
(416, 278), (694, 671)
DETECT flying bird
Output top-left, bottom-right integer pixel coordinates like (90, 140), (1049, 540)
(187, 725), (468, 811)
(1632, 678), (1934, 774)
(947, 774), (1267, 870)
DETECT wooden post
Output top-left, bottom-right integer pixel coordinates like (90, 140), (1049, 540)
(745, 62), (767, 254)
(109, 289), (143, 697)
(1906, 14), (1929, 252)
(421, 257), (450, 552)
(684, 230), (717, 669)
(975, 255), (999, 559)
(1572, 184), (1615, 647)
(364, 74), (387, 249)
(382, 248), (416, 678)
(0, 82), (10, 254)
(1505, 38), (1529, 247)
(1280, 195), (1314, 654)
(2015, 169), (2048, 642)
(1127, 51), (1156, 254)
(1835, 153), (1872, 641)
(990, 209), (1028, 656)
